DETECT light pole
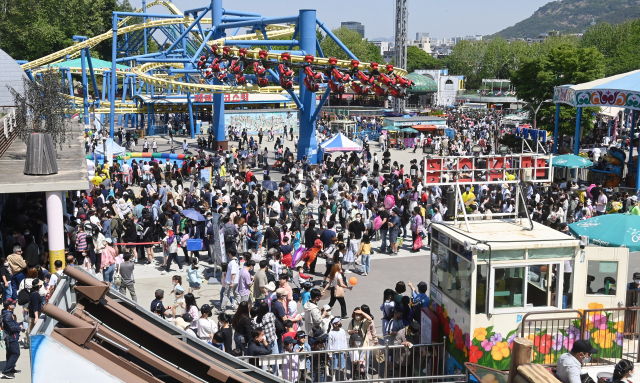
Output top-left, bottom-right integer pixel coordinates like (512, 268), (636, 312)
(527, 99), (553, 130)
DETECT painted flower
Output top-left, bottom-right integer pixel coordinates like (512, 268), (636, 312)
(491, 341), (510, 361)
(615, 321), (625, 333)
(507, 334), (517, 350)
(490, 333), (503, 345)
(592, 329), (615, 349)
(588, 302), (604, 314)
(616, 332), (624, 347)
(533, 334), (553, 355)
(543, 353), (556, 364)
(481, 339), (494, 351)
(449, 331), (454, 343)
(474, 328), (488, 342)
(552, 334), (565, 351)
(465, 333), (471, 349)
(454, 325), (464, 350)
(585, 314), (607, 331)
(563, 336), (576, 351)
(469, 345), (483, 363)
(443, 308), (449, 319)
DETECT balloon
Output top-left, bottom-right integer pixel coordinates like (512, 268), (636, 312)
(349, 277), (358, 286)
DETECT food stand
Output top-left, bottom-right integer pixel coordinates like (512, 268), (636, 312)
(427, 219), (629, 375)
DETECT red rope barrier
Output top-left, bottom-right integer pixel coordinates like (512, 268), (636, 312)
(114, 241), (162, 246)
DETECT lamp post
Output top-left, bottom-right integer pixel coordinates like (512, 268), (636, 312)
(527, 99), (553, 130)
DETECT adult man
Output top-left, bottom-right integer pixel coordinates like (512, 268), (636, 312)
(272, 288), (288, 350)
(303, 289), (323, 334)
(319, 221), (336, 249)
(378, 205), (390, 253)
(221, 250), (240, 310)
(238, 259), (254, 304)
(25, 278), (43, 348)
(630, 196), (640, 216)
(150, 289), (172, 318)
(7, 245), (26, 276)
(348, 213), (365, 254)
(595, 189), (608, 216)
(253, 260), (269, 305)
(48, 260), (65, 294)
(388, 208), (402, 255)
(1, 300), (22, 379)
(556, 339), (599, 383)
(118, 252), (137, 301)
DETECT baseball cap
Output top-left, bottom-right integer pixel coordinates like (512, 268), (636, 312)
(296, 331), (307, 338)
(331, 317), (342, 326)
(408, 321), (420, 333)
(201, 304), (212, 314)
(322, 304), (331, 311)
(266, 282), (276, 292)
(571, 339), (599, 354)
(276, 288), (286, 297)
(283, 336), (297, 345)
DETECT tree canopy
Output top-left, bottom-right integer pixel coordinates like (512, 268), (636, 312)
(510, 43), (605, 135)
(580, 19), (640, 76)
(319, 27), (382, 63)
(0, 0), (134, 61)
(406, 46), (441, 72)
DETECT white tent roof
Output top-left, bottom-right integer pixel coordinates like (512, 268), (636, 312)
(94, 138), (126, 156)
(554, 69), (640, 111)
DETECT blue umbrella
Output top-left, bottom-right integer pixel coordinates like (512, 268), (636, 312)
(181, 209), (205, 222)
(262, 180), (278, 191)
(568, 213), (640, 252)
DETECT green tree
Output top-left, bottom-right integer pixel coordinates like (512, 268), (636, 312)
(445, 40), (486, 89)
(511, 43), (605, 136)
(0, 0), (134, 61)
(581, 20), (640, 76)
(406, 46), (441, 72)
(319, 27), (382, 63)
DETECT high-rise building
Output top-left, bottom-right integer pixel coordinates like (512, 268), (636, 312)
(416, 32), (429, 40)
(341, 21), (365, 38)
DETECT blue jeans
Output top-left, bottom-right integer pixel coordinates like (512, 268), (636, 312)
(380, 229), (389, 252)
(313, 371), (326, 382)
(0, 282), (12, 302)
(247, 231), (263, 251)
(267, 339), (280, 374)
(102, 264), (115, 284)
(361, 254), (370, 273)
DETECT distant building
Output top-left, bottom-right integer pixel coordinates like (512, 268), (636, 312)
(416, 32), (429, 40)
(409, 36), (432, 54)
(341, 21), (365, 38)
(371, 41), (391, 56)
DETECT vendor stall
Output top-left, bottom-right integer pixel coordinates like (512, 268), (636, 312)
(427, 219), (629, 375)
(329, 120), (357, 137)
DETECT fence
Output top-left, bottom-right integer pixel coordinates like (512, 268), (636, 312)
(521, 293), (640, 367)
(238, 342), (466, 383)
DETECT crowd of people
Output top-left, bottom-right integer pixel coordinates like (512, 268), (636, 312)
(2, 105), (640, 380)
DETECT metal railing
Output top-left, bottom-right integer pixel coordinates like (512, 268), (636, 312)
(238, 342), (465, 383)
(520, 297), (640, 366)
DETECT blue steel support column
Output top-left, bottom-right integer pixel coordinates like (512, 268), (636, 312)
(553, 103), (560, 154)
(211, 0), (225, 144)
(297, 9), (319, 163)
(574, 107), (582, 155)
(80, 46), (89, 125)
(629, 111), (635, 167)
(187, 92), (195, 139)
(109, 14), (118, 137)
(85, 48), (100, 107)
(142, 0), (148, 55)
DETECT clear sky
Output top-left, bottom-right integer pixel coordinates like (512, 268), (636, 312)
(142, 0), (552, 40)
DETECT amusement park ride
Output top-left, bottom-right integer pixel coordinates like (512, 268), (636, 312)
(19, 0), (412, 163)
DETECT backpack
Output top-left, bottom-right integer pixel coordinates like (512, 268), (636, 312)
(18, 289), (30, 306)
(384, 195), (395, 209)
(294, 203), (306, 218)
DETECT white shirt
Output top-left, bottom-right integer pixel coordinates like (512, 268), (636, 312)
(225, 258), (240, 284)
(197, 317), (218, 340)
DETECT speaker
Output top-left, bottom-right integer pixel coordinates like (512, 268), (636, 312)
(445, 189), (456, 221)
(423, 146), (434, 154)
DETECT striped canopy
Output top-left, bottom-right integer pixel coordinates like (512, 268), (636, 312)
(320, 133), (362, 152)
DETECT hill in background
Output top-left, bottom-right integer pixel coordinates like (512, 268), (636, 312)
(492, 0), (640, 39)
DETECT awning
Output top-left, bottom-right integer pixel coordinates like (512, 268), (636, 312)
(412, 125), (439, 131)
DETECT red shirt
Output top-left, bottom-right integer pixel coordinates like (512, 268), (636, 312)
(282, 331), (297, 342)
(246, 170), (253, 183)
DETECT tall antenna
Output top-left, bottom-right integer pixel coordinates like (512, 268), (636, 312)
(394, 0), (408, 115)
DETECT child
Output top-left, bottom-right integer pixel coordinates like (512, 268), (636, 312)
(294, 331), (311, 382)
(343, 232), (359, 274)
(186, 258), (203, 293)
(171, 284), (186, 317)
(169, 275), (183, 296)
(282, 336), (299, 383)
(380, 289), (395, 337)
(288, 293), (303, 331)
(301, 281), (312, 306)
(408, 281), (430, 312)
(218, 313), (234, 354)
(211, 330), (226, 351)
(283, 319), (296, 341)
(296, 266), (312, 286)
(219, 262), (228, 304)
(349, 333), (367, 380)
(357, 229), (372, 276)
(280, 237), (293, 267)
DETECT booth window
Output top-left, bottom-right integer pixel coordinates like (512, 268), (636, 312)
(432, 240), (472, 313)
(488, 263), (559, 313)
(586, 261), (618, 295)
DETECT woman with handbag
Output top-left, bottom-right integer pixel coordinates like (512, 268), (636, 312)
(410, 207), (424, 253)
(322, 264), (352, 319)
